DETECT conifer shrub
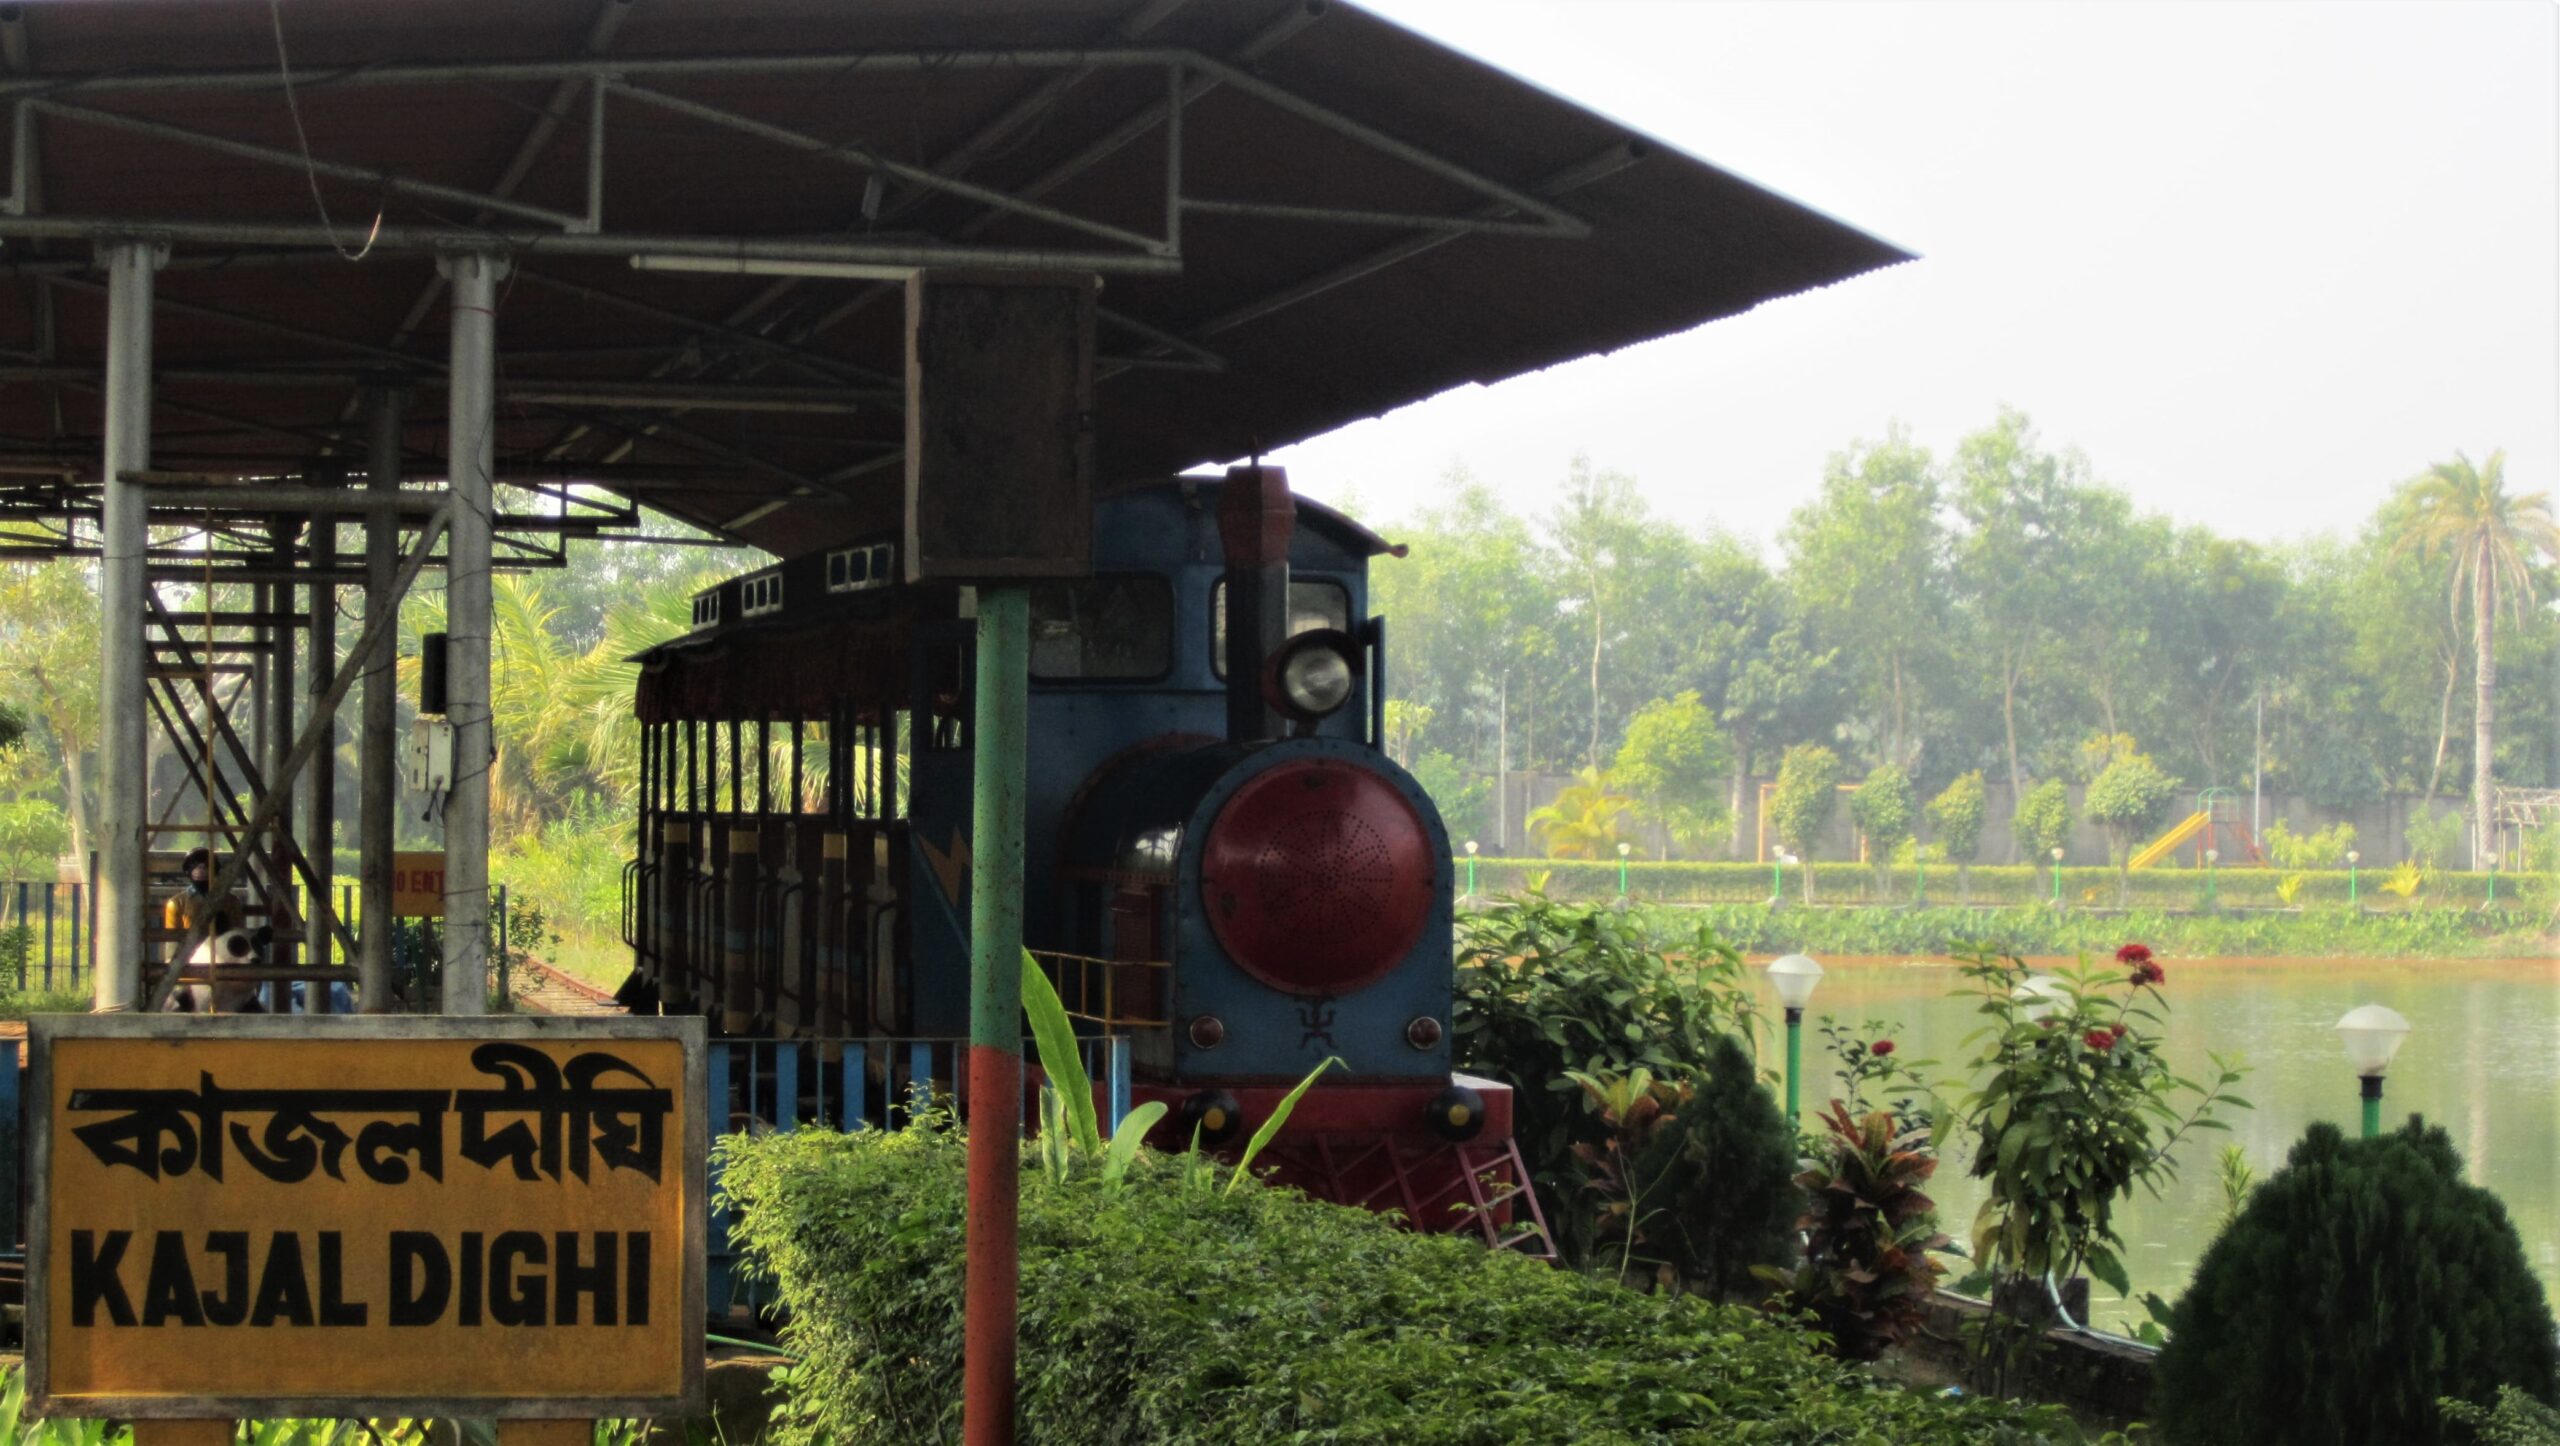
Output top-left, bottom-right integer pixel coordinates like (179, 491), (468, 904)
(1565, 1033), (1799, 1297)
(2152, 1118), (2559, 1446)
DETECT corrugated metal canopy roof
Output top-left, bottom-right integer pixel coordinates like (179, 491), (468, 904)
(0, 0), (1908, 559)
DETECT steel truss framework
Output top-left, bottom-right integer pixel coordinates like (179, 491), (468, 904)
(0, 15), (1602, 546)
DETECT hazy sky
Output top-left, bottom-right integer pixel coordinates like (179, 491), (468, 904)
(1254, 0), (2559, 552)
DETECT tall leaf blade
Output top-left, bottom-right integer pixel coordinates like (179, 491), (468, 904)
(1020, 948), (1100, 1155)
(1227, 1056), (1343, 1195)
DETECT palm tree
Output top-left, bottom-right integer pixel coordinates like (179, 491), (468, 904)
(1524, 766), (1635, 860)
(2393, 451), (2560, 862)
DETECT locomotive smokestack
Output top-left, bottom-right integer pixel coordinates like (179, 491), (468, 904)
(1219, 462), (1294, 741)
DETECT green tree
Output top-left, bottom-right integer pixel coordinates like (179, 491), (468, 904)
(0, 562), (101, 861)
(1768, 744), (1843, 902)
(2012, 778), (2072, 867)
(1408, 749), (1490, 848)
(1684, 534), (1842, 855)
(2393, 449), (2560, 861)
(2084, 746), (2180, 903)
(1549, 457), (1660, 771)
(1848, 762), (1915, 891)
(2153, 1119), (2559, 1446)
(1782, 426), (1947, 769)
(1950, 410), (2123, 836)
(1926, 771), (1988, 904)
(1611, 692), (1730, 858)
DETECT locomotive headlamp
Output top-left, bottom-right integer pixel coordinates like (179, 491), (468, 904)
(1179, 1089), (1245, 1147)
(1427, 1083), (1487, 1142)
(1264, 628), (1360, 722)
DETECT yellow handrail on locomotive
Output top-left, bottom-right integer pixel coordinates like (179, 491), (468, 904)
(1031, 948), (1172, 1031)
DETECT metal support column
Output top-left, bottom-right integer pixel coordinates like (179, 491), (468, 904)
(963, 586), (1028, 1446)
(92, 238), (164, 1013)
(358, 386), (403, 1010)
(269, 520), (298, 996)
(306, 478), (338, 1000)
(438, 251), (506, 1015)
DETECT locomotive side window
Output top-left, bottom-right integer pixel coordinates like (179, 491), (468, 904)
(1028, 575), (1173, 681)
(1210, 578), (1350, 678)
(690, 590), (721, 628)
(740, 571), (784, 618)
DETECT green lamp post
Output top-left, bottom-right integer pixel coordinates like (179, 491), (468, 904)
(1463, 839), (1478, 900)
(1766, 952), (1824, 1131)
(2049, 846), (2065, 907)
(2335, 1003), (2411, 1138)
(1616, 840), (1632, 904)
(2485, 851), (2499, 908)
(1771, 850), (1795, 906)
(2346, 849), (2360, 909)
(2204, 848), (2220, 909)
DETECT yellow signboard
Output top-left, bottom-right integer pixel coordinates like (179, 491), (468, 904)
(391, 852), (447, 918)
(28, 1016), (706, 1420)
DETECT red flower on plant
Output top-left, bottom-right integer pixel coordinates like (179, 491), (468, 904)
(2084, 1028), (2117, 1052)
(2110, 1023), (2130, 1041)
(2116, 943), (2154, 966)
(1870, 1039), (1895, 1057)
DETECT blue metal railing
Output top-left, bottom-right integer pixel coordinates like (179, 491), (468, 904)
(701, 1033), (1134, 1311)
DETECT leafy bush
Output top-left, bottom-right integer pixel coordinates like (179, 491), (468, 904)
(1851, 763), (1916, 889)
(2153, 1119), (2559, 1446)
(2407, 804), (2467, 866)
(2012, 779), (2074, 864)
(1945, 948), (2248, 1301)
(1812, 1016), (1939, 1136)
(2442, 1388), (2560, 1446)
(2263, 816), (2359, 871)
(2083, 751), (2180, 900)
(1566, 1036), (1797, 1298)
(718, 1124), (2104, 1445)
(1758, 1101), (1949, 1362)
(1929, 771), (1988, 899)
(1452, 896), (1761, 1264)
(1768, 743), (1843, 882)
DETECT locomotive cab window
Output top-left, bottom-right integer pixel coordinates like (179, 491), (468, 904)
(1211, 578), (1351, 678)
(1029, 575), (1174, 681)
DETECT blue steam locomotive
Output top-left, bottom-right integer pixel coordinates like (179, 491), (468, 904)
(622, 467), (1542, 1250)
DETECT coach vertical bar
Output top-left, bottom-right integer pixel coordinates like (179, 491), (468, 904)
(964, 584), (1028, 1444)
(439, 250), (506, 1016)
(93, 237), (163, 1013)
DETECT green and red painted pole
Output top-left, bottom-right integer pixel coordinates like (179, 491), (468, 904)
(965, 586), (1029, 1446)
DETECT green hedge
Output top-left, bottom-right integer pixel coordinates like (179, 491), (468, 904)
(1597, 903), (2544, 960)
(1458, 857), (2523, 912)
(719, 1126), (2105, 1445)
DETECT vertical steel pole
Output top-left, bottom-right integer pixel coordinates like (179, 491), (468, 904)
(964, 586), (1028, 1446)
(358, 386), (403, 1010)
(438, 251), (505, 1016)
(2360, 1075), (2383, 1140)
(270, 521), (297, 975)
(307, 481), (338, 995)
(93, 238), (162, 1013)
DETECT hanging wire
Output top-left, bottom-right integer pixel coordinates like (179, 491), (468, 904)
(265, 0), (386, 262)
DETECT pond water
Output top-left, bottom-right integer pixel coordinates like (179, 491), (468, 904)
(1788, 955), (2560, 1332)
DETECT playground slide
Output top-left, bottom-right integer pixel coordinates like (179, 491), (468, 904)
(2128, 811), (2210, 871)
